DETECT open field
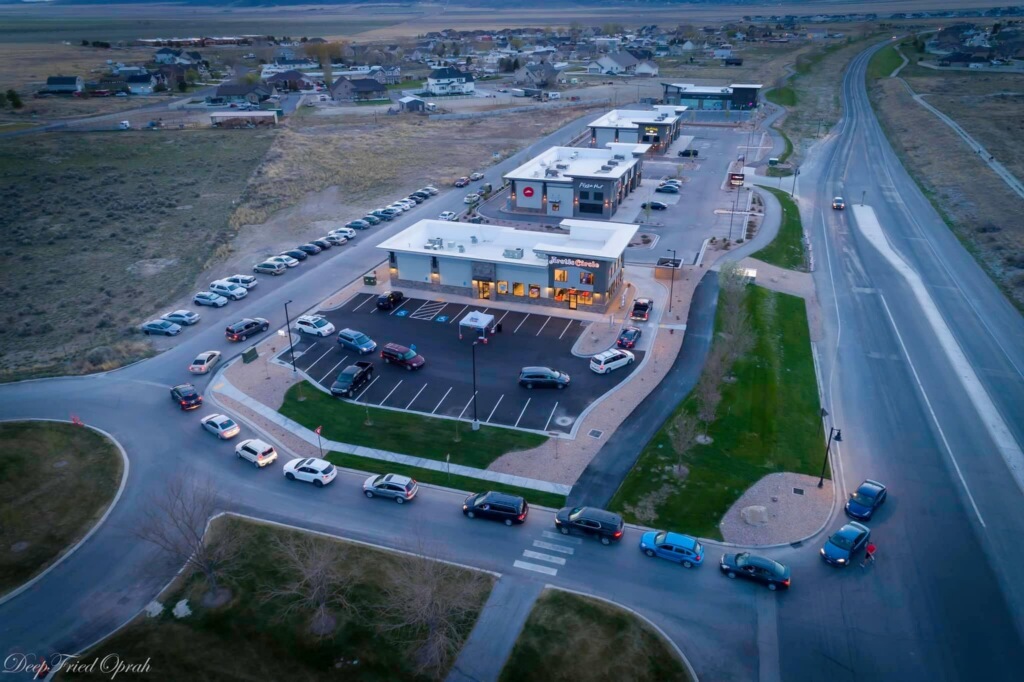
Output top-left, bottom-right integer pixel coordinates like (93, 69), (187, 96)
(610, 286), (822, 540)
(0, 421), (122, 597)
(658, 42), (817, 89)
(500, 589), (692, 682)
(870, 57), (1024, 307)
(64, 516), (493, 681)
(0, 129), (274, 380)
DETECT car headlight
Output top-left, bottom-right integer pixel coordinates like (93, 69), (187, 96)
(462, 505), (468, 511)
(837, 558), (847, 564)
(640, 543), (648, 549)
(820, 548), (826, 556)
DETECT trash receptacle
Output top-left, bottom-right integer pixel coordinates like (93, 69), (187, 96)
(242, 346), (259, 364)
(364, 274), (377, 286)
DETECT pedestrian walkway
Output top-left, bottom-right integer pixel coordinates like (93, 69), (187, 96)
(447, 576), (544, 682)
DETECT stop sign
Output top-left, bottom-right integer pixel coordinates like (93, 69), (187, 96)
(522, 186), (535, 198)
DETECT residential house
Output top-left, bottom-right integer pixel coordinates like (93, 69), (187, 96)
(214, 82), (275, 104)
(513, 61), (561, 87)
(156, 64), (188, 90)
(398, 95), (425, 112)
(154, 47), (181, 64)
(425, 66), (475, 95)
(679, 40), (697, 51)
(593, 36), (621, 52)
(97, 76), (128, 93)
(627, 48), (654, 61)
(713, 48), (734, 60)
(115, 65), (149, 78)
(275, 58), (319, 70)
(265, 69), (315, 91)
(586, 52), (639, 75)
(635, 60), (660, 77)
(330, 76), (388, 101)
(126, 73), (156, 94)
(45, 76), (84, 93)
(381, 65), (402, 85)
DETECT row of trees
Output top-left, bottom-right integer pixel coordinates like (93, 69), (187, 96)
(0, 90), (23, 109)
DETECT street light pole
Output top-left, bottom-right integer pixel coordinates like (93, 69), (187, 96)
(666, 248), (677, 314)
(818, 425), (842, 488)
(471, 341), (480, 431)
(791, 167), (799, 196)
(283, 299), (297, 373)
(728, 188), (739, 241)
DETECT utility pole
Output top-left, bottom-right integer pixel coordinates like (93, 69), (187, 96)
(666, 249), (677, 314)
(283, 300), (296, 373)
(791, 167), (799, 196)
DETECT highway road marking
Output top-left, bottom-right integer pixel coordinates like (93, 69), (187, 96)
(544, 402), (559, 431)
(486, 395), (504, 422)
(515, 398), (531, 427)
(388, 299), (410, 315)
(354, 375), (379, 402)
(514, 314), (531, 333)
(541, 531), (581, 544)
(379, 380), (403, 406)
(558, 320), (574, 340)
(449, 305), (468, 323)
(305, 347), (333, 372)
(532, 540), (575, 555)
(432, 387), (453, 414)
(405, 384), (427, 409)
(535, 316), (551, 336)
(319, 355), (349, 384)
(457, 392), (477, 420)
(352, 295), (374, 312)
(512, 560), (558, 576)
(521, 550), (566, 566)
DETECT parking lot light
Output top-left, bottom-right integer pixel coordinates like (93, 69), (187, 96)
(471, 340), (480, 431)
(284, 300), (297, 373)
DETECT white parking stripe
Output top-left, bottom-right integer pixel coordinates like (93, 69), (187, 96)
(532, 540), (575, 555)
(432, 387), (453, 414)
(304, 346), (333, 372)
(541, 531), (582, 544)
(513, 560), (558, 576)
(379, 380), (403, 406)
(522, 550), (567, 566)
(458, 391), (477, 420)
(354, 375), (379, 401)
(544, 402), (559, 431)
(535, 317), (551, 336)
(486, 395), (504, 422)
(558, 320), (574, 340)
(352, 295), (373, 312)
(388, 299), (410, 315)
(515, 398), (531, 428)
(449, 305), (468, 323)
(406, 383), (427, 409)
(319, 355), (349, 384)
(496, 310), (511, 325)
(514, 314), (531, 333)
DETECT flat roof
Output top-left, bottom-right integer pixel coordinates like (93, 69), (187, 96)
(210, 111), (278, 119)
(504, 143), (649, 183)
(588, 105), (686, 129)
(664, 82), (763, 94)
(377, 218), (639, 265)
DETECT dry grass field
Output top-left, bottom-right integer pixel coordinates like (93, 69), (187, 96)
(658, 43), (817, 88)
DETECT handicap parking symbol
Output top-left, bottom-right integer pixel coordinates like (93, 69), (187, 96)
(395, 310), (409, 317)
(436, 315), (449, 323)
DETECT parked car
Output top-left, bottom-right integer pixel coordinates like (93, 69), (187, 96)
(268, 255), (299, 268)
(296, 314), (335, 337)
(254, 260), (287, 276)
(141, 319), (182, 336)
(385, 204), (406, 214)
(337, 328), (377, 355)
(188, 350), (221, 374)
(170, 383), (202, 410)
(554, 506), (624, 545)
(363, 473), (419, 503)
(421, 186), (439, 195)
(639, 531), (704, 568)
(329, 227), (357, 239)
(470, 172), (484, 181)
(720, 552), (791, 590)
(832, 196), (846, 210)
(678, 149), (699, 157)
(323, 234), (348, 246)
(630, 298), (652, 321)
(296, 243), (322, 255)
(845, 480), (888, 520)
(438, 211), (458, 221)
(311, 239), (333, 250)
(617, 326), (642, 349)
(820, 521), (871, 567)
(642, 201), (669, 210)
(346, 219), (371, 230)
(376, 290), (405, 310)
(193, 291), (228, 308)
(209, 280), (248, 301)
(200, 413), (241, 439)
(655, 184), (680, 194)
(396, 199), (416, 210)
(235, 438), (277, 468)
(224, 274), (258, 289)
(590, 349), (635, 374)
(405, 194), (424, 204)
(410, 191), (430, 200)
(518, 366), (570, 389)
(225, 317), (269, 342)
(361, 215), (381, 225)
(463, 491), (528, 526)
(331, 361), (374, 398)
(371, 209), (394, 221)
(464, 193), (481, 204)
(283, 457), (337, 487)
(454, 176), (470, 187)
(281, 249), (308, 261)
(380, 342), (425, 370)
(162, 310), (200, 326)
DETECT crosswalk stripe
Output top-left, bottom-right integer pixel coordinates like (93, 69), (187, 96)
(541, 531), (582, 544)
(522, 550), (567, 566)
(513, 560), (558, 576)
(532, 540), (575, 555)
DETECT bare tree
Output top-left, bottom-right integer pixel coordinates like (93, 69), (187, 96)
(135, 474), (239, 605)
(695, 349), (726, 438)
(377, 555), (492, 678)
(260, 533), (360, 637)
(668, 412), (699, 477)
(717, 262), (754, 363)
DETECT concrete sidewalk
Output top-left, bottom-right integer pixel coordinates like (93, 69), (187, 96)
(447, 576), (544, 682)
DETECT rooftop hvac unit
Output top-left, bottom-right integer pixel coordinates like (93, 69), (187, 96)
(470, 235), (478, 244)
(446, 240), (455, 249)
(607, 160), (618, 166)
(555, 163), (569, 170)
(613, 154), (625, 160)
(423, 243), (434, 250)
(457, 244), (465, 253)
(721, 88), (730, 93)
(600, 165), (612, 171)
(502, 247), (524, 259)
(545, 168), (559, 177)
(570, 151), (579, 159)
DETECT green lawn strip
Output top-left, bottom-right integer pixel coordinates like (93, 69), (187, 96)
(327, 451), (567, 509)
(776, 127), (794, 163)
(280, 382), (547, 468)
(0, 422), (122, 596)
(65, 517), (492, 681)
(387, 80), (424, 90)
(867, 44), (904, 81)
(752, 185), (806, 270)
(500, 589), (693, 682)
(766, 166), (794, 178)
(765, 86), (796, 107)
(609, 287), (823, 540)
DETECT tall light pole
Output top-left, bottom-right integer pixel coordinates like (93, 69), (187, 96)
(666, 248), (677, 314)
(471, 340), (480, 431)
(283, 299), (297, 373)
(728, 187), (739, 241)
(818, 408), (842, 488)
(791, 166), (799, 196)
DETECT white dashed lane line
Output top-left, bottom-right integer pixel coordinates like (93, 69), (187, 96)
(319, 355), (349, 384)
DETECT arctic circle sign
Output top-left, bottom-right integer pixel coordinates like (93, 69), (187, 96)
(522, 186), (535, 197)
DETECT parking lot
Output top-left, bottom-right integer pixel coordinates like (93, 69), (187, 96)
(284, 293), (647, 435)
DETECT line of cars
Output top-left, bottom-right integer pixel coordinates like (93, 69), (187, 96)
(350, 186), (439, 230)
(253, 229), (356, 276)
(655, 178), (682, 194)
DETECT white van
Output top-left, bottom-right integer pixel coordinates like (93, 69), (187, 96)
(209, 279), (248, 301)
(546, 92), (561, 100)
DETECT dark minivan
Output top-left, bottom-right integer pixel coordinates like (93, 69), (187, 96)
(518, 367), (570, 390)
(377, 291), (405, 310)
(463, 491), (529, 526)
(554, 506), (624, 545)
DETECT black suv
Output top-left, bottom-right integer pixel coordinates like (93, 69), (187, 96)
(225, 317), (270, 342)
(463, 491), (529, 526)
(377, 291), (405, 310)
(518, 367), (570, 390)
(554, 506), (624, 545)
(720, 552), (791, 591)
(170, 383), (203, 411)
(380, 342), (425, 370)
(678, 148), (699, 158)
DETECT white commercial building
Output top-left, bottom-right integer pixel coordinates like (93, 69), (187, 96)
(587, 105), (687, 154)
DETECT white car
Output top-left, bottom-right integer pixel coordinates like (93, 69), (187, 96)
(329, 227), (356, 239)
(396, 199), (416, 210)
(268, 255), (300, 268)
(323, 234), (348, 246)
(589, 349), (636, 374)
(162, 309), (200, 326)
(283, 457), (337, 487)
(438, 211), (458, 221)
(189, 350), (222, 374)
(235, 439), (277, 468)
(296, 314), (335, 337)
(193, 291), (229, 307)
(421, 186), (439, 195)
(464, 193), (480, 204)
(470, 172), (484, 181)
(200, 413), (241, 439)
(224, 274), (258, 290)
(209, 280), (248, 301)
(386, 203), (407, 213)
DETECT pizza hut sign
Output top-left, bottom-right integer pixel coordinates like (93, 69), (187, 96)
(522, 186), (535, 197)
(578, 182), (603, 190)
(549, 256), (601, 269)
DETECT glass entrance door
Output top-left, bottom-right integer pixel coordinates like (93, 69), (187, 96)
(479, 281), (491, 300)
(568, 290), (578, 310)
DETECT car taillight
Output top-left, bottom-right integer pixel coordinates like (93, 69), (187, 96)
(613, 530), (623, 538)
(518, 513), (526, 520)
(405, 490), (414, 498)
(180, 400), (187, 405)
(783, 579), (791, 586)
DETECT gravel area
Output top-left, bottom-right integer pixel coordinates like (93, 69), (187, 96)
(719, 472), (833, 546)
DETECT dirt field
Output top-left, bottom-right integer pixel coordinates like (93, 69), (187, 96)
(658, 43), (817, 88)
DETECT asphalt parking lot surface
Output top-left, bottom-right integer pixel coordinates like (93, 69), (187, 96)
(287, 293), (646, 435)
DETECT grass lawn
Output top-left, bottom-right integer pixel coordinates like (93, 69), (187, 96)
(387, 80), (424, 90)
(776, 127), (794, 163)
(0, 421), (122, 597)
(354, 99), (391, 106)
(280, 382), (547, 468)
(752, 186), (807, 271)
(766, 166), (794, 178)
(765, 85), (796, 107)
(328, 451), (566, 509)
(867, 44), (904, 81)
(500, 589), (692, 682)
(609, 286), (823, 540)
(66, 517), (493, 681)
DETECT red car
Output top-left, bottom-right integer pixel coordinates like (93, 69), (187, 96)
(617, 326), (642, 349)
(454, 177), (470, 187)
